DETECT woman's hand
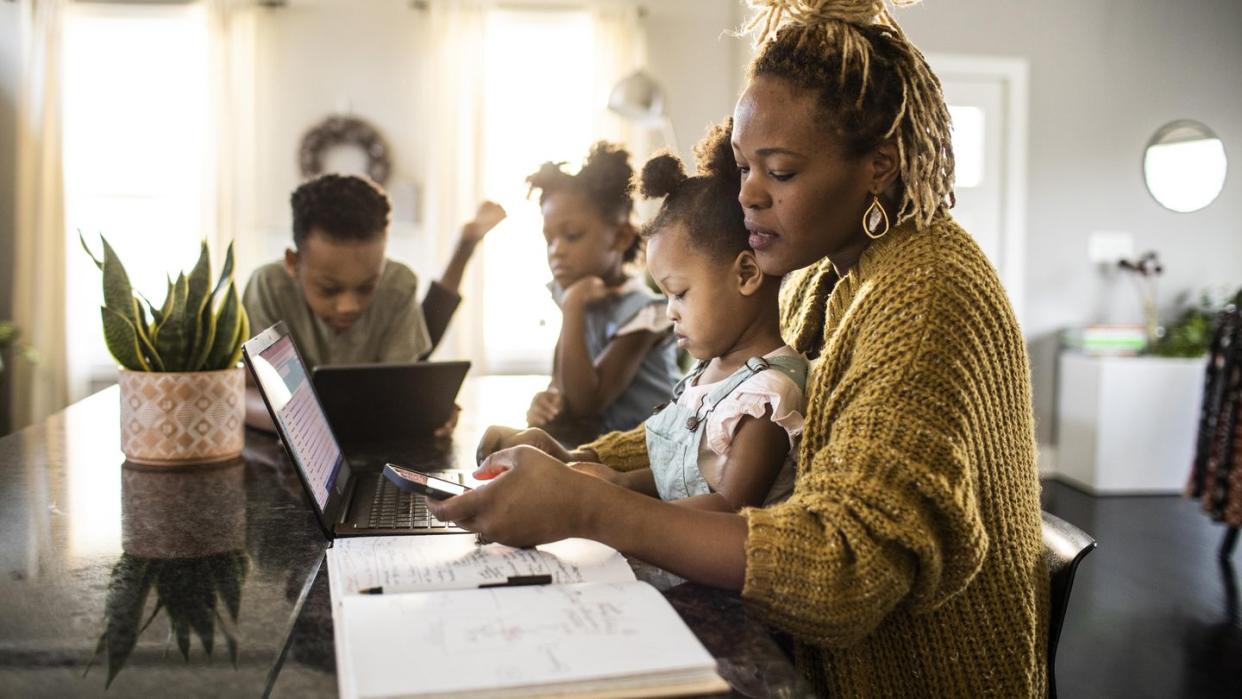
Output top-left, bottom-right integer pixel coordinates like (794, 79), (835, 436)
(475, 425), (571, 465)
(525, 389), (563, 426)
(429, 445), (605, 548)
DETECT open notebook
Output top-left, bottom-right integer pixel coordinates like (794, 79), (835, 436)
(326, 535), (728, 699)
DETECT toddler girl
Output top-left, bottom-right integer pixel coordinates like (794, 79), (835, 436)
(590, 121), (808, 510)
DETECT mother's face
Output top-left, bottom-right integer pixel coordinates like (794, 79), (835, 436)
(732, 75), (877, 277)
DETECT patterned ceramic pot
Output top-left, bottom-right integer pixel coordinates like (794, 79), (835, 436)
(118, 367), (245, 465)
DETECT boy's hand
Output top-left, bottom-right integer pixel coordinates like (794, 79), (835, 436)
(433, 404), (461, 440)
(461, 201), (507, 245)
(562, 276), (612, 309)
(526, 388), (563, 426)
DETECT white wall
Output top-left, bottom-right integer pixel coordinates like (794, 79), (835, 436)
(894, 0), (1242, 444)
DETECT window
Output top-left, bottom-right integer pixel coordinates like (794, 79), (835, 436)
(478, 9), (597, 373)
(63, 4), (212, 400)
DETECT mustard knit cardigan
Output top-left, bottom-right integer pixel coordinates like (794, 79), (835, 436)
(585, 215), (1048, 697)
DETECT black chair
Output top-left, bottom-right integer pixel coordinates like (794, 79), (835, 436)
(1041, 511), (1097, 699)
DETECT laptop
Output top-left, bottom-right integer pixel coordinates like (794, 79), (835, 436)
(312, 360), (470, 467)
(242, 321), (465, 538)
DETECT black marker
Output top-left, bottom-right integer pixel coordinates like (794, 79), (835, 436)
(357, 574), (553, 595)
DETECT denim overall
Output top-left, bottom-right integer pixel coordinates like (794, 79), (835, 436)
(645, 354), (809, 501)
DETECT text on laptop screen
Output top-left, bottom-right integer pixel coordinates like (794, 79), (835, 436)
(250, 335), (342, 510)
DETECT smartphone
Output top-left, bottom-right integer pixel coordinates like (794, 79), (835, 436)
(382, 463), (471, 501)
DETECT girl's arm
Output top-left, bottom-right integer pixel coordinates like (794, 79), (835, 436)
(555, 283), (664, 418)
(705, 408), (791, 509)
(572, 463), (660, 497)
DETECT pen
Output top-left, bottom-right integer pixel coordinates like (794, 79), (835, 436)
(358, 574), (553, 595)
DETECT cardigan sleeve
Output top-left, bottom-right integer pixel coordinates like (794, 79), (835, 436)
(581, 424), (650, 472)
(741, 274), (990, 648)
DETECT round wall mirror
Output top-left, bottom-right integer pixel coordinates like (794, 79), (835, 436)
(1143, 120), (1227, 213)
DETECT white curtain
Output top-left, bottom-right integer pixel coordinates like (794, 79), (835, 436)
(206, 0), (259, 275)
(12, 0), (68, 430)
(421, 0), (489, 364)
(591, 4), (650, 157)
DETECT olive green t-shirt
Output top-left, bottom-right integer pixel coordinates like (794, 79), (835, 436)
(242, 260), (432, 369)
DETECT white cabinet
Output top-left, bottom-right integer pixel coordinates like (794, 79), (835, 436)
(1054, 353), (1208, 494)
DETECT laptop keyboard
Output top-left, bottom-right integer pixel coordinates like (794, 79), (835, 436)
(368, 476), (452, 530)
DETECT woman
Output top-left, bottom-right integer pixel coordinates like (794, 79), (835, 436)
(432, 1), (1046, 695)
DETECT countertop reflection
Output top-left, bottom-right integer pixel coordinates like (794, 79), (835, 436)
(0, 388), (327, 697)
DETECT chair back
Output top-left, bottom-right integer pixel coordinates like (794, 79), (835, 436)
(1041, 511), (1097, 698)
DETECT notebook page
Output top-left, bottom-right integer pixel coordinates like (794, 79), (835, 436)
(327, 535), (636, 595)
(339, 581), (720, 699)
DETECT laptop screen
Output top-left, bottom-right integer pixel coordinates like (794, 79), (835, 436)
(248, 334), (343, 511)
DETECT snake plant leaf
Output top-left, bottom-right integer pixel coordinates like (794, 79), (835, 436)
(157, 275), (175, 329)
(138, 290), (163, 328)
(101, 307), (150, 371)
(154, 273), (191, 370)
(100, 237), (139, 326)
(78, 230), (103, 271)
(191, 309), (218, 371)
(210, 241), (235, 301)
(130, 298), (164, 371)
(185, 242), (212, 352)
(203, 282), (242, 371)
(226, 305), (249, 368)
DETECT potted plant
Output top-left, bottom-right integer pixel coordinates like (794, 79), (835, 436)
(81, 235), (249, 465)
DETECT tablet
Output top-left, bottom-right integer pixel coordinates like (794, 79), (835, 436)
(311, 361), (471, 445)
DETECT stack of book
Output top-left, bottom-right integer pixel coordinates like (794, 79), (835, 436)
(1061, 324), (1147, 356)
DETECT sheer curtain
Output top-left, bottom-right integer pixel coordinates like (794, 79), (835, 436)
(591, 4), (649, 156)
(12, 0), (68, 429)
(421, 0), (488, 363)
(206, 0), (259, 274)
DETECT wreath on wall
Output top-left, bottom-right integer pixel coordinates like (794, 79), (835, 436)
(297, 115), (392, 185)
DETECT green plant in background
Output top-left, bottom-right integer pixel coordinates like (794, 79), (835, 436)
(1151, 287), (1242, 358)
(80, 235), (249, 372)
(85, 551), (249, 688)
(0, 321), (40, 376)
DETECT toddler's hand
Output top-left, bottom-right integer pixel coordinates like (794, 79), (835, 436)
(568, 461), (622, 485)
(475, 425), (571, 465)
(461, 201), (507, 244)
(526, 389), (563, 426)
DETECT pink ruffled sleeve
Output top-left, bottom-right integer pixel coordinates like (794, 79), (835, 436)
(705, 369), (806, 456)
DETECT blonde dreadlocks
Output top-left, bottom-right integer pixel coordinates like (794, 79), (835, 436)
(745, 0), (955, 228)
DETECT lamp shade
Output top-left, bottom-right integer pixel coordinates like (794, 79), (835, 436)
(607, 69), (665, 125)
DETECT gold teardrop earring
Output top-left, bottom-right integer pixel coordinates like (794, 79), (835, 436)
(862, 193), (890, 240)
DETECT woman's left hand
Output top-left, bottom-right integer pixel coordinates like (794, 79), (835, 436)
(427, 445), (603, 548)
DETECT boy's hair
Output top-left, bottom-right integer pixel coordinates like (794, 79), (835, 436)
(638, 119), (747, 263)
(745, 0), (954, 228)
(526, 142), (641, 262)
(291, 174), (391, 247)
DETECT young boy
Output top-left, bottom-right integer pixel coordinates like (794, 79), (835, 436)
(243, 173), (504, 430)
